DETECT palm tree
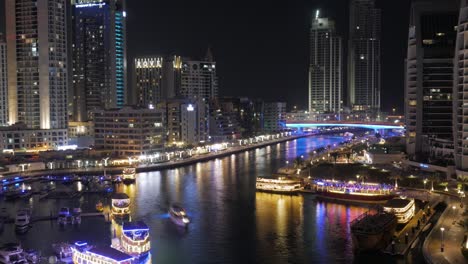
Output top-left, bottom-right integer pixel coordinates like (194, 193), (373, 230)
(389, 173), (402, 189)
(345, 152), (352, 163)
(293, 156), (304, 169)
(457, 218), (468, 249)
(330, 152), (339, 165)
(428, 172), (441, 191)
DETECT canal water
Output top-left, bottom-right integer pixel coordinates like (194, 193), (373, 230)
(0, 136), (419, 263)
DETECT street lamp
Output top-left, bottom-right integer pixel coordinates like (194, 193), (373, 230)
(356, 174), (360, 183)
(423, 179), (427, 190)
(440, 227), (445, 252)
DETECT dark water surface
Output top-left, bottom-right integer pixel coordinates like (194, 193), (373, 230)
(0, 136), (416, 263)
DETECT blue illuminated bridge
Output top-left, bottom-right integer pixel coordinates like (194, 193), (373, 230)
(285, 120), (405, 130)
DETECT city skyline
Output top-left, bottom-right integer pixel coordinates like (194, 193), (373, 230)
(0, 0), (409, 112)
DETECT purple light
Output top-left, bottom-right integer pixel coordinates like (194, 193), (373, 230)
(75, 241), (88, 247)
(122, 228), (150, 232)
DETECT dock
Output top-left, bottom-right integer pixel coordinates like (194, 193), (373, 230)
(382, 201), (437, 256)
(3, 210), (111, 224)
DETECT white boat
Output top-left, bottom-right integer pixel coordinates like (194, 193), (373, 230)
(71, 241), (137, 264)
(71, 208), (81, 225)
(52, 243), (73, 263)
(122, 168), (136, 184)
(383, 198), (415, 224)
(0, 243), (28, 264)
(111, 193), (131, 216)
(58, 207), (70, 225)
(14, 209), (30, 233)
(256, 176), (303, 194)
(119, 221), (151, 259)
(169, 204), (190, 228)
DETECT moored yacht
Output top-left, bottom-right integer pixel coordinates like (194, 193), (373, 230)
(58, 207), (70, 225)
(111, 193), (131, 216)
(71, 241), (136, 264)
(256, 176), (303, 194)
(169, 204), (190, 228)
(122, 168), (136, 184)
(0, 243), (28, 264)
(14, 209), (30, 233)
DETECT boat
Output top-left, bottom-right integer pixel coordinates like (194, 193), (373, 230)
(112, 221), (151, 261)
(0, 243), (28, 264)
(383, 198), (415, 224)
(256, 176), (303, 194)
(96, 201), (104, 212)
(111, 193), (131, 216)
(169, 204), (190, 228)
(122, 168), (136, 184)
(58, 207), (70, 225)
(351, 210), (397, 252)
(14, 209), (31, 233)
(314, 180), (395, 204)
(52, 243), (73, 263)
(71, 241), (137, 264)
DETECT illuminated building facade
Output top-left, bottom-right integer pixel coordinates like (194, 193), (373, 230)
(0, 123), (68, 151)
(5, 0), (68, 148)
(179, 51), (218, 100)
(348, 0), (381, 113)
(93, 107), (165, 156)
(0, 36), (7, 126)
(134, 56), (163, 108)
(405, 0), (458, 161)
(309, 11), (342, 115)
(71, 0), (127, 121)
(158, 98), (208, 146)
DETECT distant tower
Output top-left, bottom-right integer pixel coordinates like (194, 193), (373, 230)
(71, 0), (127, 121)
(134, 56), (163, 108)
(309, 10), (342, 115)
(0, 35), (7, 126)
(348, 0), (381, 114)
(405, 0), (458, 160)
(6, 0), (68, 130)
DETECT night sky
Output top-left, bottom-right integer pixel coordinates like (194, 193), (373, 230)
(0, 0), (410, 113)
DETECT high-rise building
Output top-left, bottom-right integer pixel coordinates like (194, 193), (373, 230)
(94, 106), (165, 156)
(405, 0), (458, 161)
(71, 0), (127, 121)
(454, 0), (468, 170)
(6, 0), (68, 148)
(309, 11), (342, 115)
(348, 0), (381, 113)
(134, 56), (163, 109)
(179, 52), (218, 100)
(161, 55), (182, 100)
(0, 35), (7, 126)
(263, 102), (286, 133)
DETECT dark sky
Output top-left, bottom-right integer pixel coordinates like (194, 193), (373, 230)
(0, 0), (410, 113)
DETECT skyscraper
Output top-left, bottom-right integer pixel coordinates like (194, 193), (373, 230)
(179, 51), (218, 100)
(0, 35), (7, 126)
(405, 0), (458, 161)
(454, 0), (468, 170)
(6, 0), (68, 131)
(71, 0), (127, 121)
(134, 56), (163, 109)
(348, 0), (381, 113)
(309, 10), (342, 115)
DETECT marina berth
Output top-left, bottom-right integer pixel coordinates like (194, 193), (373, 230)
(383, 198), (415, 224)
(256, 176), (303, 194)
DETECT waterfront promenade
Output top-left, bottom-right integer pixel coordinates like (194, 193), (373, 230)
(4, 132), (322, 177)
(423, 192), (467, 264)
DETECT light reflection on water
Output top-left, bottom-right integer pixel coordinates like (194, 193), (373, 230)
(0, 135), (380, 263)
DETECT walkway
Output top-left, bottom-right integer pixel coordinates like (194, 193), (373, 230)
(423, 193), (466, 264)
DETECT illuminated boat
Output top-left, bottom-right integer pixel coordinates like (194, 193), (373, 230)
(14, 209), (30, 233)
(169, 204), (190, 228)
(351, 211), (397, 252)
(383, 198), (415, 224)
(111, 193), (130, 216)
(0, 243), (28, 264)
(314, 181), (395, 204)
(255, 176), (303, 194)
(122, 168), (136, 184)
(112, 221), (151, 261)
(58, 207), (70, 225)
(71, 241), (136, 264)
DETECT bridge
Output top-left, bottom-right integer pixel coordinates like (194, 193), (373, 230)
(285, 120), (405, 130)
